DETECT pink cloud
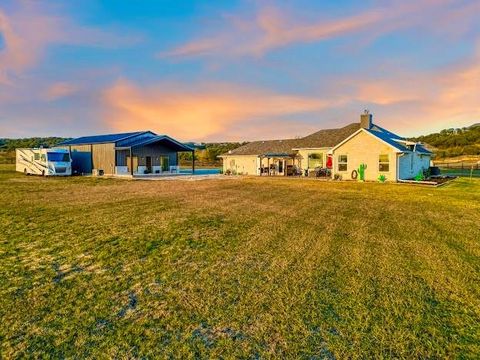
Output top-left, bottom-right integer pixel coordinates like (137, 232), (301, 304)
(162, 0), (480, 59)
(0, 3), (139, 84)
(44, 82), (79, 101)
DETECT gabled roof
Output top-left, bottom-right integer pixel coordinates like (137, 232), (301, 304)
(365, 128), (431, 154)
(59, 131), (146, 146)
(331, 126), (432, 154)
(123, 135), (194, 152)
(222, 123), (361, 156)
(294, 123), (360, 149)
(223, 138), (301, 156)
(59, 130), (193, 152)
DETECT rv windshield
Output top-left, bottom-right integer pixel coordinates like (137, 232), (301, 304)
(47, 153), (70, 162)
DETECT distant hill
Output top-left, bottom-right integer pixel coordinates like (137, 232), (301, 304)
(412, 124), (480, 159)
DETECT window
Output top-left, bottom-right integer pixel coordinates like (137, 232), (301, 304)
(308, 153), (323, 169)
(40, 154), (46, 162)
(47, 153), (70, 162)
(229, 159), (235, 167)
(34, 153), (40, 160)
(379, 154), (389, 172)
(338, 155), (348, 171)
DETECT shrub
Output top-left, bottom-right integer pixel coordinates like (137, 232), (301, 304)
(414, 171), (425, 181)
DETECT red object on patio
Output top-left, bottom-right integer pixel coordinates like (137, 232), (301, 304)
(326, 155), (333, 169)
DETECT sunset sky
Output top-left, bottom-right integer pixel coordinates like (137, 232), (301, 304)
(0, 0), (479, 141)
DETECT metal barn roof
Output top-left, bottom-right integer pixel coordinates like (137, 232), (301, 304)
(59, 131), (146, 146)
(59, 131), (193, 152)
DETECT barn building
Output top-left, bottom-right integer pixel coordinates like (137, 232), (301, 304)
(58, 131), (194, 176)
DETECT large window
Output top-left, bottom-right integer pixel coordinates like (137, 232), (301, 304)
(308, 153), (323, 169)
(161, 156), (169, 171)
(47, 153), (70, 162)
(338, 155), (348, 171)
(379, 154), (389, 172)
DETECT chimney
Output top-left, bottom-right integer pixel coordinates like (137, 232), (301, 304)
(360, 109), (372, 129)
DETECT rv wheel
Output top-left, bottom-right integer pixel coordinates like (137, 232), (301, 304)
(42, 170), (45, 176)
(24, 168), (28, 175)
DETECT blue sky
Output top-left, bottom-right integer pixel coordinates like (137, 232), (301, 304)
(0, 0), (479, 141)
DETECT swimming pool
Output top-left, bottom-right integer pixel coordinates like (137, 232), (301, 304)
(179, 168), (222, 175)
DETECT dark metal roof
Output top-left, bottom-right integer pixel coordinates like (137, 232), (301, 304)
(58, 131), (193, 151)
(128, 135), (194, 152)
(59, 131), (145, 146)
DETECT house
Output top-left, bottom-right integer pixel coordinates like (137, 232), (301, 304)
(220, 112), (432, 182)
(58, 131), (193, 176)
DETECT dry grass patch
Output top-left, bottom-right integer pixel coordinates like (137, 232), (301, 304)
(0, 165), (479, 358)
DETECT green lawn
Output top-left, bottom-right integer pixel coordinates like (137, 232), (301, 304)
(1, 165), (479, 358)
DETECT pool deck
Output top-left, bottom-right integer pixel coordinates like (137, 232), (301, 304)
(113, 173), (231, 181)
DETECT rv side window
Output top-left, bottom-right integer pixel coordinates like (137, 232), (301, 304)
(34, 153), (40, 160)
(41, 154), (46, 162)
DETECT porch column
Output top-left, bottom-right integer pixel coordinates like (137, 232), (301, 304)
(192, 150), (195, 173)
(267, 157), (270, 176)
(130, 147), (133, 176)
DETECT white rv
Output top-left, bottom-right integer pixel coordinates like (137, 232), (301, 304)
(16, 148), (72, 176)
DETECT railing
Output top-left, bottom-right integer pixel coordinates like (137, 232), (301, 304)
(434, 161), (480, 177)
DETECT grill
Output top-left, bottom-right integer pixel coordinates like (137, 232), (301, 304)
(55, 167), (67, 173)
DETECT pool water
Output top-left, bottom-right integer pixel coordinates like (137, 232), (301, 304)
(179, 168), (221, 175)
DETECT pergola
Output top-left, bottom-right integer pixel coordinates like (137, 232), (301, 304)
(259, 152), (299, 176)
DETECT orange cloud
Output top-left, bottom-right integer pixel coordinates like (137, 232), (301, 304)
(102, 79), (332, 141)
(348, 53), (480, 135)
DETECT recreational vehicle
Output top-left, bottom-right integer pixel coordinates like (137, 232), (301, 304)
(16, 148), (72, 176)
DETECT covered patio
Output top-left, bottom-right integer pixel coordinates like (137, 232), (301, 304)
(259, 152), (301, 176)
(114, 135), (194, 176)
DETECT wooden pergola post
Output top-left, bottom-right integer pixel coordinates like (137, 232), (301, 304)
(192, 150), (195, 173)
(130, 147), (133, 176)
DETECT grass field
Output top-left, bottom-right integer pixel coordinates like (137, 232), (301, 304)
(1, 165), (479, 358)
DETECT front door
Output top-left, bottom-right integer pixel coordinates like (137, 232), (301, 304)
(146, 156), (152, 173)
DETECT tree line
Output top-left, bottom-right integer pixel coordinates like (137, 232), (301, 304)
(411, 124), (480, 159)
(179, 142), (248, 166)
